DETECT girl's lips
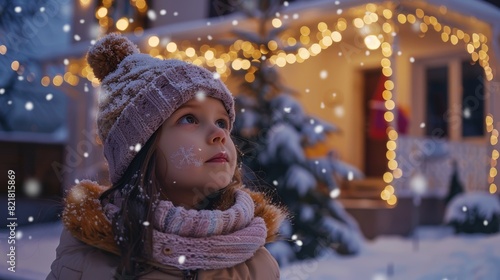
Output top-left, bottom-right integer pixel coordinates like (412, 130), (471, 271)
(206, 152), (229, 163)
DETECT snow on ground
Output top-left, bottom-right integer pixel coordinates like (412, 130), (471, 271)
(1, 222), (500, 280)
(281, 226), (500, 280)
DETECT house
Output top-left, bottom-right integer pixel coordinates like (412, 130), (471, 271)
(5, 0), (498, 236)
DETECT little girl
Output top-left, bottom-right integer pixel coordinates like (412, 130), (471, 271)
(47, 33), (285, 279)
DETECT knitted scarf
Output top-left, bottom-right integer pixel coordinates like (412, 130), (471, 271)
(104, 189), (267, 270)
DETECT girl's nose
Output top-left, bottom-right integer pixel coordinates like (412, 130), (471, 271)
(209, 125), (226, 144)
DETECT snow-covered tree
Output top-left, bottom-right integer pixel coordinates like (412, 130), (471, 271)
(229, 0), (364, 264)
(0, 0), (68, 135)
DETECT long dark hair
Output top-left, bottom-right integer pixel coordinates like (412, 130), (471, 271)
(99, 130), (242, 278)
(99, 129), (162, 278)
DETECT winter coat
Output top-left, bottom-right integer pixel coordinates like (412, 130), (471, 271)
(46, 181), (284, 280)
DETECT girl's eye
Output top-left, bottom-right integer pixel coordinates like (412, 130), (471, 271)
(216, 119), (229, 129)
(178, 115), (197, 124)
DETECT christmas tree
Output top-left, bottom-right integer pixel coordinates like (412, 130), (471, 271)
(228, 0), (364, 264)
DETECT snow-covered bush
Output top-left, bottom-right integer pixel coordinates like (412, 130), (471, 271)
(444, 192), (500, 234)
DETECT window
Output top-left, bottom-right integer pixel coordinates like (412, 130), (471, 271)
(461, 61), (485, 137)
(425, 66), (449, 138)
(420, 58), (485, 140)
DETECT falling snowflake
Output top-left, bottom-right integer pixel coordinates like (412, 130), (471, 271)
(28, 216), (34, 222)
(25, 102), (34, 111)
(173, 11), (179, 16)
(213, 72), (220, 80)
(178, 255), (186, 264)
(134, 143), (142, 152)
(334, 105), (345, 117)
(420, 122), (426, 128)
(463, 107), (471, 119)
(232, 20), (238, 26)
(196, 90), (206, 101)
(143, 221), (150, 226)
(170, 146), (202, 168)
(314, 125), (324, 134)
(273, 180), (278, 186)
(14, 6), (22, 13)
(348, 171), (354, 181)
(0, 88), (5, 94)
(330, 189), (341, 198)
(409, 57), (415, 63)
(83, 152), (89, 158)
(160, 9), (166, 15)
(63, 24), (70, 32)
(147, 10), (157, 21)
(320, 70), (328, 79)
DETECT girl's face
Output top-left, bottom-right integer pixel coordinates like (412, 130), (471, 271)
(156, 96), (237, 208)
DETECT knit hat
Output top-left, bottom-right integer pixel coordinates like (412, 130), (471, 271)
(87, 33), (235, 184)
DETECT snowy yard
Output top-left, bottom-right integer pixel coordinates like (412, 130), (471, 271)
(1, 221), (499, 280)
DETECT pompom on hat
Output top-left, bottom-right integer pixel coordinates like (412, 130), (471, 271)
(87, 33), (235, 184)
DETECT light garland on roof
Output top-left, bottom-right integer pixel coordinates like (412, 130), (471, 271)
(25, 2), (497, 201)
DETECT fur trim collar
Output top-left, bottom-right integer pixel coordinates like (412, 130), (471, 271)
(62, 180), (285, 256)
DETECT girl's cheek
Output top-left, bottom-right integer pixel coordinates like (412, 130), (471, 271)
(168, 145), (203, 169)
